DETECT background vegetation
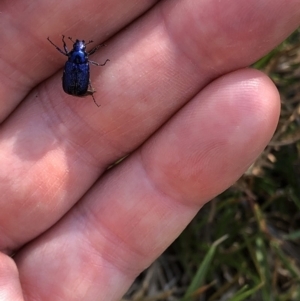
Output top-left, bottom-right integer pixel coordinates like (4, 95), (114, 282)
(123, 28), (300, 301)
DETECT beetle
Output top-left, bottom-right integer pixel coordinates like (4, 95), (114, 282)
(47, 35), (109, 107)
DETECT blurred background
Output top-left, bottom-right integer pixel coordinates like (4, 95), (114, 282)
(123, 28), (300, 301)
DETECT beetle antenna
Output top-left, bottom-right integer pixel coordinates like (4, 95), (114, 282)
(68, 36), (75, 43)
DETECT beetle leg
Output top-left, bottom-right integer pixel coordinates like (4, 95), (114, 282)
(88, 43), (106, 55)
(61, 35), (69, 53)
(87, 82), (100, 107)
(89, 59), (110, 66)
(91, 93), (100, 107)
(85, 40), (94, 46)
(47, 37), (68, 56)
(68, 36), (75, 44)
(88, 60), (99, 66)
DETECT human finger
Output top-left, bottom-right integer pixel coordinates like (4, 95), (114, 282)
(16, 69), (280, 301)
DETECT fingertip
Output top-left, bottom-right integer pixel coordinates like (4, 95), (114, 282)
(212, 68), (280, 147)
(142, 68), (281, 204)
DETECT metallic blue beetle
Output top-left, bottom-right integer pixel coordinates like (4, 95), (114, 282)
(47, 35), (109, 107)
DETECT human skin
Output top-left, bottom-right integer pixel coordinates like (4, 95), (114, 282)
(0, 0), (299, 300)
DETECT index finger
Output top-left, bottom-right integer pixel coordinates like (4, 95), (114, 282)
(0, 0), (158, 120)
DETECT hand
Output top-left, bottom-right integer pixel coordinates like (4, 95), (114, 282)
(0, 1), (298, 300)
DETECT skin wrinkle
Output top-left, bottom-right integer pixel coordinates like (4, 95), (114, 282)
(162, 1), (217, 72)
(140, 148), (187, 209)
(139, 147), (204, 227)
(0, 228), (13, 255)
(160, 2), (198, 69)
(139, 117), (207, 207)
(93, 96), (148, 141)
(159, 4), (224, 111)
(76, 206), (145, 277)
(161, 6), (205, 90)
